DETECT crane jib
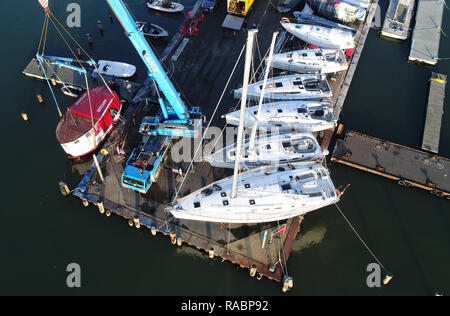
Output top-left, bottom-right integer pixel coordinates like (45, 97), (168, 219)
(106, 0), (188, 121)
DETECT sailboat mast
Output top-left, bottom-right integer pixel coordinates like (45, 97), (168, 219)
(231, 29), (258, 199)
(249, 32), (278, 152)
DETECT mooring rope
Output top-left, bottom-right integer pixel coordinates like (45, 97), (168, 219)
(170, 43), (246, 204)
(334, 203), (390, 274)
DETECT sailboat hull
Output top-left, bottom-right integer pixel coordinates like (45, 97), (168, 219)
(168, 164), (339, 223)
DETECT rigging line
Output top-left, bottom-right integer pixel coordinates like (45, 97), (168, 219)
(226, 223), (231, 255)
(48, 13), (118, 102)
(277, 220), (289, 275)
(47, 15), (85, 70)
(37, 58), (63, 117)
(84, 73), (96, 148)
(170, 44), (247, 204)
(42, 12), (49, 55)
(334, 203), (390, 274)
(37, 13), (49, 55)
(40, 58), (78, 125)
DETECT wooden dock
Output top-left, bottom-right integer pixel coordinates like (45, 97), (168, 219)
(68, 0), (378, 289)
(22, 58), (142, 101)
(422, 72), (447, 154)
(409, 0), (445, 65)
(318, 0), (380, 150)
(332, 131), (450, 198)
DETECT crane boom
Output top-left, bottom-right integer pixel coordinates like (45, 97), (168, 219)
(106, 0), (188, 122)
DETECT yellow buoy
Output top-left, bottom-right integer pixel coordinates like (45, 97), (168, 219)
(51, 78), (57, 86)
(249, 265), (257, 277)
(97, 202), (105, 214)
(170, 231), (177, 244)
(82, 199), (89, 207)
(176, 238), (183, 246)
(208, 247), (215, 259)
(105, 210), (111, 217)
(21, 113), (29, 121)
(151, 227), (157, 236)
(383, 274), (393, 285)
(37, 94), (44, 103)
(133, 217), (140, 229)
(128, 219), (134, 227)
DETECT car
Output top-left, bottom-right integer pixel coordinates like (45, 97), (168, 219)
(201, 0), (217, 12)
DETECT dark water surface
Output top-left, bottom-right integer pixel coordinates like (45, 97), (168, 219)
(0, 0), (448, 295)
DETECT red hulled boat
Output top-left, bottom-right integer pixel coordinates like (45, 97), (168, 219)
(56, 86), (122, 159)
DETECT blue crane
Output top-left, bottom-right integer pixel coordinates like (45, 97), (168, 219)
(106, 0), (202, 138)
(106, 0), (202, 193)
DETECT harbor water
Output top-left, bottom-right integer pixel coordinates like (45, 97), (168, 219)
(0, 0), (449, 295)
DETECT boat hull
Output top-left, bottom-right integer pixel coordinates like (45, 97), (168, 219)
(95, 60), (136, 78)
(224, 101), (337, 133)
(269, 49), (348, 74)
(281, 22), (355, 49)
(205, 133), (324, 169)
(56, 87), (122, 159)
(234, 74), (332, 101)
(168, 164), (339, 223)
(146, 0), (184, 13)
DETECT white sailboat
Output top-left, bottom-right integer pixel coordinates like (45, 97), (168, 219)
(269, 48), (348, 74)
(224, 101), (337, 133)
(281, 20), (355, 49)
(169, 164), (340, 223)
(168, 30), (339, 223)
(204, 132), (327, 169)
(146, 0), (184, 13)
(233, 74), (332, 101)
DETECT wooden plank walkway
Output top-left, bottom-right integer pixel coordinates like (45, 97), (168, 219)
(22, 58), (142, 101)
(422, 72), (447, 154)
(409, 0), (445, 65)
(332, 131), (450, 198)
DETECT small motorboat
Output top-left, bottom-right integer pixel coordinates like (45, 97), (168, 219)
(61, 85), (83, 98)
(233, 74), (332, 101)
(137, 21), (169, 38)
(224, 100), (337, 133)
(269, 48), (348, 74)
(146, 0), (184, 13)
(56, 86), (122, 159)
(93, 60), (136, 78)
(281, 20), (356, 49)
(205, 132), (327, 169)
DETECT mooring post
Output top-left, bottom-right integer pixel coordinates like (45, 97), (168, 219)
(97, 21), (104, 36)
(92, 154), (105, 182)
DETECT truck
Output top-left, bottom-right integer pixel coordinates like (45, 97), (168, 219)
(121, 133), (171, 194)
